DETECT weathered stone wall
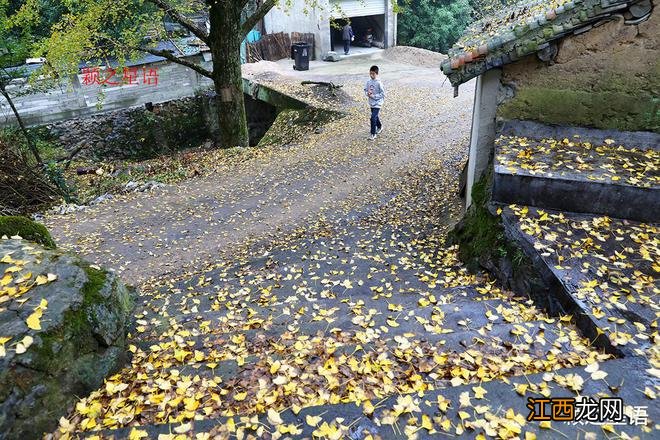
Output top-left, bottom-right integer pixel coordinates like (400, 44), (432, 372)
(48, 95), (210, 160)
(498, 12), (659, 132)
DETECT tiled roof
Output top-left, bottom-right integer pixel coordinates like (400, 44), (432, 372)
(7, 41), (191, 78)
(171, 36), (210, 57)
(441, 0), (653, 87)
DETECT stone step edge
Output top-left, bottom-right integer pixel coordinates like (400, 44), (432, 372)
(497, 206), (651, 359)
(492, 168), (659, 224)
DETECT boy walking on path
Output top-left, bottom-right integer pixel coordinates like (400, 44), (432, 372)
(364, 65), (385, 140)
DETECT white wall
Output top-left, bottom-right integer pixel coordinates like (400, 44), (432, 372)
(264, 0), (396, 57)
(465, 69), (501, 208)
(263, 0), (332, 59)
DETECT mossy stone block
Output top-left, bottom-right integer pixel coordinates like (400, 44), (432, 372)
(0, 216), (56, 249)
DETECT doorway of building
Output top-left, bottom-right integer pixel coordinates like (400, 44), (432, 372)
(330, 14), (385, 54)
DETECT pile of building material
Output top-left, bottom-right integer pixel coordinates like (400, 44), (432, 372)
(247, 32), (291, 62)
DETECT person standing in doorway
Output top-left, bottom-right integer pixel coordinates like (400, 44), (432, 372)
(364, 65), (385, 140)
(342, 21), (354, 55)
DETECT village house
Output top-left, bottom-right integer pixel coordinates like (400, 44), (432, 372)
(263, 0), (398, 59)
(441, 0), (657, 218)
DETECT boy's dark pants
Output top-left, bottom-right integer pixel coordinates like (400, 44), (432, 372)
(343, 40), (350, 54)
(370, 107), (382, 135)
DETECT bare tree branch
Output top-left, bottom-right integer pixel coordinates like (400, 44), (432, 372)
(0, 81), (42, 165)
(241, 0), (277, 38)
(138, 46), (213, 79)
(146, 0), (209, 43)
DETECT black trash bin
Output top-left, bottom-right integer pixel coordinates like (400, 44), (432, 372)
(291, 42), (311, 71)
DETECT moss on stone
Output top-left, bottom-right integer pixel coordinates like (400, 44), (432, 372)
(258, 108), (342, 148)
(0, 216), (56, 249)
(449, 171), (525, 272)
(498, 87), (659, 133)
(80, 265), (107, 305)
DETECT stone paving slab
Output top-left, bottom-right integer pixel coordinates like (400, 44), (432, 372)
(500, 204), (658, 361)
(83, 358), (657, 439)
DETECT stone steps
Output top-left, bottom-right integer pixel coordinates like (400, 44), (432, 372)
(499, 204), (659, 359)
(492, 121), (660, 223)
(132, 317), (579, 361)
(80, 318), (596, 434)
(132, 293), (547, 343)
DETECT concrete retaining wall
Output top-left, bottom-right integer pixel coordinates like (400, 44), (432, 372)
(0, 56), (215, 128)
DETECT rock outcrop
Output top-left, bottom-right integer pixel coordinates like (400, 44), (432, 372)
(0, 238), (136, 439)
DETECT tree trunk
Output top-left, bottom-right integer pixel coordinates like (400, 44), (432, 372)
(209, 2), (249, 148)
(0, 83), (42, 165)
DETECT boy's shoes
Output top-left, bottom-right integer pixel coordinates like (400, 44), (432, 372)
(369, 134), (377, 140)
(376, 127), (383, 134)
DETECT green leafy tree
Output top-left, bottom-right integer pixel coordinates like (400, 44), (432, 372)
(0, 0), (44, 163)
(39, 0), (323, 149)
(397, 0), (473, 54)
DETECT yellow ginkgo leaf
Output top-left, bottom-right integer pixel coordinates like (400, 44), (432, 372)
(473, 385), (487, 399)
(173, 422), (191, 434)
(601, 424), (615, 433)
(267, 409), (283, 426)
(129, 428), (148, 440)
(26, 312), (41, 330)
(515, 383), (528, 395)
(584, 362), (600, 374)
(1, 274), (11, 286)
(459, 391), (471, 408)
(306, 414), (322, 427)
(272, 375), (288, 385)
(15, 335), (34, 354)
(421, 414), (433, 431)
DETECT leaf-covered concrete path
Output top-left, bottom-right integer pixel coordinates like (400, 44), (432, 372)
(45, 50), (650, 439)
(44, 50), (472, 287)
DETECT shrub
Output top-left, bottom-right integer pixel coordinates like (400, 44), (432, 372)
(0, 138), (60, 214)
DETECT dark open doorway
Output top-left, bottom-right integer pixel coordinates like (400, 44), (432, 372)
(330, 15), (386, 53)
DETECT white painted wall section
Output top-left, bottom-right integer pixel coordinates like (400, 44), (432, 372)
(263, 0), (332, 58)
(329, 0), (386, 17)
(465, 69), (501, 208)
